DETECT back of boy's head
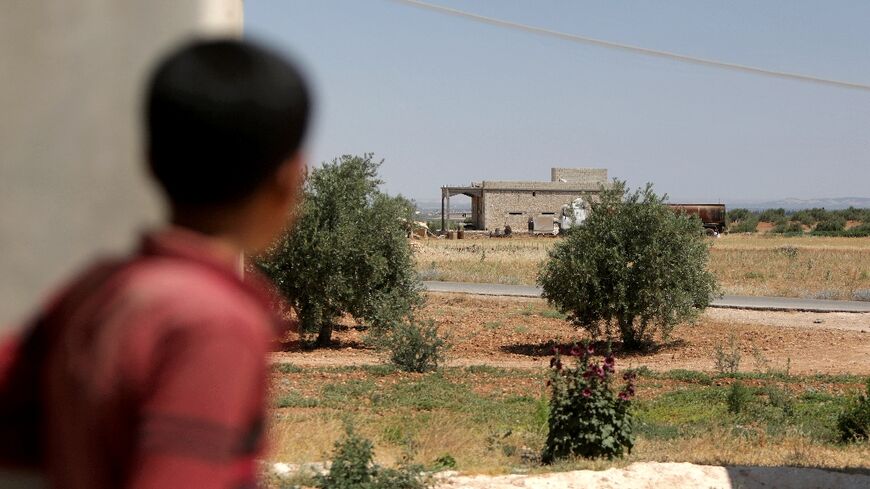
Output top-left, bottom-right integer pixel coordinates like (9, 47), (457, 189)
(146, 39), (310, 207)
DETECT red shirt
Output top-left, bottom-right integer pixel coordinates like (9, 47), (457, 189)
(2, 228), (282, 489)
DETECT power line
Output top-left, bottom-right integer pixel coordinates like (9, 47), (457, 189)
(390, 0), (870, 93)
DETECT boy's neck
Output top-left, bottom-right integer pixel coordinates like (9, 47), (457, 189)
(170, 205), (251, 254)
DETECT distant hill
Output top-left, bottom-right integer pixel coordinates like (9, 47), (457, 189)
(726, 197), (870, 211)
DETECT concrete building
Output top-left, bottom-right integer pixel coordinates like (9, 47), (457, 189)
(441, 168), (608, 232)
(0, 1), (243, 331)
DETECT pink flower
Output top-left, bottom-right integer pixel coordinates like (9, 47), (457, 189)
(618, 392), (630, 401)
(582, 388), (592, 398)
(570, 345), (583, 357)
(586, 345), (595, 355)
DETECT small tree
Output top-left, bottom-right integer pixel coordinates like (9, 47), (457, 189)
(538, 181), (718, 350)
(259, 154), (423, 346)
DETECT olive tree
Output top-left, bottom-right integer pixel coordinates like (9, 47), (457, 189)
(258, 154), (423, 346)
(538, 181), (718, 350)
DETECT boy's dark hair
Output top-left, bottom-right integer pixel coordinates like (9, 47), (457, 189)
(146, 39), (310, 206)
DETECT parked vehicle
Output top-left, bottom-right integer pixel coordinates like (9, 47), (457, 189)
(667, 204), (726, 234)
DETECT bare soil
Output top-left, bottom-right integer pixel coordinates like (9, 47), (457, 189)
(273, 293), (870, 375)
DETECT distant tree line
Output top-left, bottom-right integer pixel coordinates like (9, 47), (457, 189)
(726, 207), (870, 236)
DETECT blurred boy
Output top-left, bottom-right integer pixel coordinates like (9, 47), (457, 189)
(0, 39), (310, 488)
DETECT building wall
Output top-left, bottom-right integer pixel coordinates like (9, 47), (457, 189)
(551, 167), (608, 184)
(0, 1), (243, 331)
(482, 190), (587, 231)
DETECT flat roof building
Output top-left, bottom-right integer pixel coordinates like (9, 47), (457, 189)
(440, 168), (608, 232)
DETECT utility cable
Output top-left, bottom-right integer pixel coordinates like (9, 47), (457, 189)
(390, 0), (870, 93)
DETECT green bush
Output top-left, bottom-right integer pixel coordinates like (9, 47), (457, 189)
(542, 344), (635, 463)
(726, 208), (753, 223)
(538, 181), (718, 350)
(814, 217), (846, 233)
(382, 319), (448, 373)
(837, 378), (870, 442)
(790, 210), (814, 226)
(316, 426), (428, 489)
(259, 154), (423, 346)
(758, 208), (786, 223)
(770, 222), (803, 235)
(833, 206), (870, 223)
(730, 215), (759, 233)
(727, 381), (752, 414)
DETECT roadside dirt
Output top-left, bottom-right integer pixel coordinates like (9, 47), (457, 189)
(272, 293), (870, 375)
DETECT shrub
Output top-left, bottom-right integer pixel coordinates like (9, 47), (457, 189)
(790, 210), (817, 226)
(538, 181), (718, 350)
(837, 378), (870, 442)
(714, 335), (741, 375)
(770, 222), (803, 235)
(382, 319), (448, 373)
(726, 208), (753, 223)
(727, 381), (752, 414)
(316, 426), (428, 489)
(833, 206), (870, 223)
(542, 344), (635, 463)
(730, 215), (759, 233)
(259, 154), (423, 346)
(758, 208), (786, 223)
(814, 217), (846, 233)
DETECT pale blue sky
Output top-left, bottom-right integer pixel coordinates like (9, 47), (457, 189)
(245, 1), (870, 204)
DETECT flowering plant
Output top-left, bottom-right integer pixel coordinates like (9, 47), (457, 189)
(542, 342), (635, 462)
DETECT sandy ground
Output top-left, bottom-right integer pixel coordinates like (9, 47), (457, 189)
(433, 462), (870, 489)
(273, 294), (870, 375)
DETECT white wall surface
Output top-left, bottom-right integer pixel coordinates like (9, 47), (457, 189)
(0, 1), (243, 331)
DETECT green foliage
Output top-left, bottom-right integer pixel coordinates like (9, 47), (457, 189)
(431, 454), (457, 470)
(726, 208), (752, 223)
(758, 208), (786, 223)
(727, 381), (752, 414)
(730, 215), (759, 233)
(814, 217), (846, 233)
(315, 426), (428, 489)
(837, 378), (870, 442)
(538, 181), (718, 350)
(814, 222), (870, 237)
(542, 344), (635, 463)
(832, 206), (870, 222)
(381, 319), (448, 373)
(790, 210), (817, 226)
(259, 154), (423, 346)
(770, 221), (804, 235)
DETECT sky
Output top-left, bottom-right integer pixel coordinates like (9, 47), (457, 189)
(244, 0), (870, 205)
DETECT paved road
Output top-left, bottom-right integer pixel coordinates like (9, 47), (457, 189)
(423, 281), (870, 313)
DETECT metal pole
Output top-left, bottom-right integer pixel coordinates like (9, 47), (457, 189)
(440, 189), (446, 234)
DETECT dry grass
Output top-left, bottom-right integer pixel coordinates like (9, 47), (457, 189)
(265, 365), (870, 476)
(414, 235), (870, 300)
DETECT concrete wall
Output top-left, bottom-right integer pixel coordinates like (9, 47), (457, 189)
(551, 167), (608, 184)
(0, 1), (243, 331)
(482, 190), (587, 231)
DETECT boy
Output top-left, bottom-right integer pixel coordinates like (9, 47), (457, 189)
(0, 39), (310, 488)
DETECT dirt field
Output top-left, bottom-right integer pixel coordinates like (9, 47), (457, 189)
(265, 293), (870, 485)
(275, 293), (870, 375)
(414, 234), (870, 300)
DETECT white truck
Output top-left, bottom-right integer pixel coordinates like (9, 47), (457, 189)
(558, 197), (589, 233)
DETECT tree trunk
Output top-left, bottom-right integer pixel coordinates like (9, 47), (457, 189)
(618, 315), (641, 351)
(316, 323), (333, 347)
